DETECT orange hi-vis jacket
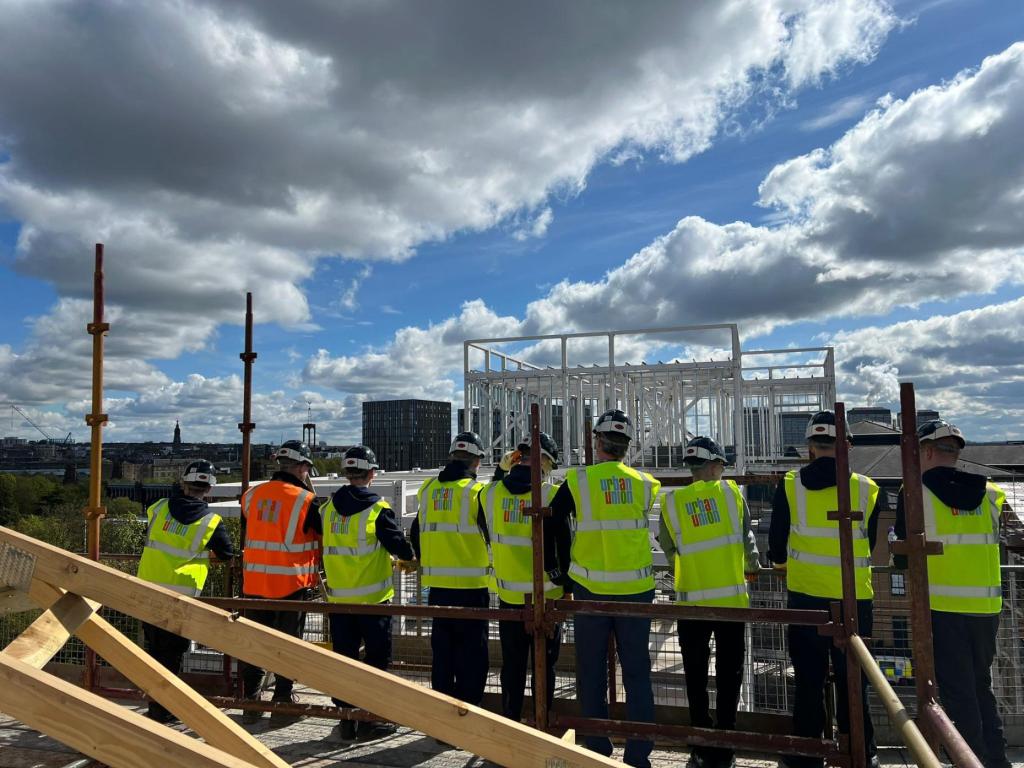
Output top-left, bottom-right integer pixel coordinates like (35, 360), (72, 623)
(242, 480), (320, 598)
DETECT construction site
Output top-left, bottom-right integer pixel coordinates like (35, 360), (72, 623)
(1, 246), (1023, 768)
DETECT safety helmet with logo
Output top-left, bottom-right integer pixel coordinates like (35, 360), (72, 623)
(683, 436), (727, 465)
(275, 440), (314, 465)
(917, 419), (965, 449)
(804, 410), (851, 441)
(518, 431), (560, 468)
(593, 409), (634, 441)
(449, 431), (485, 457)
(182, 459), (217, 487)
(342, 445), (379, 471)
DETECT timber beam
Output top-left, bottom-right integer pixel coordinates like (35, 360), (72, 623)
(0, 529), (624, 768)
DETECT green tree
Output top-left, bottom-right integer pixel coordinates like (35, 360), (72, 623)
(0, 474), (16, 525)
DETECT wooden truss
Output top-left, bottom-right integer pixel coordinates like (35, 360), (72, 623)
(0, 526), (622, 768)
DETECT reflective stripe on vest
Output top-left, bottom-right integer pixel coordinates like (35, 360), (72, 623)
(242, 481), (319, 598)
(785, 471), (878, 600)
(417, 477), (489, 589)
(568, 463), (659, 596)
(482, 479), (563, 604)
(923, 485), (1003, 614)
(321, 497), (395, 604)
(662, 480), (749, 607)
(138, 499), (219, 596)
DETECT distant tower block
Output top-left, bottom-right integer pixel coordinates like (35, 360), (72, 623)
(172, 420), (182, 451)
(303, 402), (316, 448)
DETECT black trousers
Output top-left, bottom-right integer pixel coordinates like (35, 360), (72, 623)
(428, 587), (490, 705)
(678, 619), (745, 760)
(786, 593), (875, 768)
(142, 623), (190, 719)
(240, 588), (310, 699)
(932, 611), (1008, 768)
(498, 599), (562, 720)
(329, 609), (393, 708)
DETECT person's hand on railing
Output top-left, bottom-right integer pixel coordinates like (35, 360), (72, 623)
(396, 559), (419, 573)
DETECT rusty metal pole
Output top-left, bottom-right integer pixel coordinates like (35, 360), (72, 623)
(233, 291), (257, 696)
(832, 403), (866, 768)
(896, 383), (942, 750)
(527, 403), (549, 730)
(83, 243), (110, 691)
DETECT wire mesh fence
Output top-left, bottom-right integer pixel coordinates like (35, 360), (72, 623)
(4, 553), (1022, 745)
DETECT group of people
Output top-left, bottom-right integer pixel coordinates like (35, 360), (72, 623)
(133, 407), (1012, 768)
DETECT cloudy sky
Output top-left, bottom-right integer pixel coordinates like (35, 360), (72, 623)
(1, 0), (1023, 445)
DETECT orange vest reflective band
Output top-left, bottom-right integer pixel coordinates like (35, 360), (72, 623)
(242, 480), (320, 598)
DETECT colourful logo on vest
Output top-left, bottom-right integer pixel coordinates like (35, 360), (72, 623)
(502, 497), (527, 524)
(686, 497), (721, 527)
(256, 499), (281, 523)
(600, 477), (633, 504)
(329, 514), (352, 535)
(162, 517), (192, 537)
(432, 486), (454, 511)
(950, 506), (983, 517)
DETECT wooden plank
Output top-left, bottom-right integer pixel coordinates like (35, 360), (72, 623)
(0, 653), (259, 768)
(0, 587), (36, 615)
(2, 591), (97, 668)
(0, 528), (624, 768)
(27, 581), (289, 768)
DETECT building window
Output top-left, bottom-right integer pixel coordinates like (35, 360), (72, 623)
(892, 617), (909, 651)
(890, 572), (906, 596)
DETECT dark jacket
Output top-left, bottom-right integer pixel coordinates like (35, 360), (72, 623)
(314, 484), (414, 561)
(164, 495), (235, 560)
(893, 466), (993, 569)
(409, 460), (489, 601)
(768, 457), (881, 566)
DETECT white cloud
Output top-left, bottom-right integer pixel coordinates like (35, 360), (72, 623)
(0, 0), (897, 417)
(799, 93), (875, 130)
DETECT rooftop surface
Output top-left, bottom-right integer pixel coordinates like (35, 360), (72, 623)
(7, 693), (1020, 768)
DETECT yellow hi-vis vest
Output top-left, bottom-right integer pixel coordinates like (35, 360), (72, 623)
(566, 463), (660, 595)
(482, 479), (563, 605)
(784, 471), (879, 600)
(923, 483), (1004, 614)
(660, 480), (749, 607)
(321, 496), (394, 604)
(416, 476), (488, 589)
(137, 499), (221, 596)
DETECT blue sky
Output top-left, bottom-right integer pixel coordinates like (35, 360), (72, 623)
(1, 0), (1023, 444)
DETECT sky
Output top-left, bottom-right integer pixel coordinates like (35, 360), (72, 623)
(1, 0), (1024, 445)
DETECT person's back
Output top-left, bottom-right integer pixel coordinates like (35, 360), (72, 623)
(547, 409), (659, 768)
(895, 420), (1010, 768)
(409, 432), (490, 708)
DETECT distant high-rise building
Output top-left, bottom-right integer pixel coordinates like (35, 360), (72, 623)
(363, 399), (451, 471)
(172, 420), (182, 451)
(895, 409), (941, 430)
(779, 411), (812, 451)
(848, 407), (893, 427)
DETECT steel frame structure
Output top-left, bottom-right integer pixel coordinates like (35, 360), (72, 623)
(463, 327), (835, 472)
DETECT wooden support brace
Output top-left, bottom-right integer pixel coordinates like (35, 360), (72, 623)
(3, 590), (97, 668)
(0, 528), (624, 768)
(0, 653), (259, 768)
(27, 580), (289, 768)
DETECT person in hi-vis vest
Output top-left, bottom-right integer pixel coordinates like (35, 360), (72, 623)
(894, 420), (1011, 768)
(481, 430), (562, 722)
(137, 460), (235, 724)
(545, 409), (661, 768)
(658, 437), (759, 768)
(317, 444), (415, 742)
(769, 411), (882, 768)
(240, 439), (321, 724)
(409, 431), (490, 708)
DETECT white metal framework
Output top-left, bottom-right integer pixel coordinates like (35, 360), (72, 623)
(463, 326), (835, 472)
